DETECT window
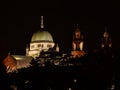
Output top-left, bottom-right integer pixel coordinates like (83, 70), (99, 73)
(47, 44), (52, 48)
(38, 44), (41, 47)
(42, 44), (44, 48)
(31, 45), (34, 48)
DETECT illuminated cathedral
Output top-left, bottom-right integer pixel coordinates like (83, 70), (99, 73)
(3, 16), (113, 73)
(3, 16), (58, 72)
(26, 16), (55, 58)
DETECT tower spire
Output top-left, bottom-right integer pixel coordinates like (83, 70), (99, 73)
(8, 52), (10, 55)
(76, 23), (79, 29)
(105, 26), (107, 32)
(76, 24), (80, 31)
(41, 16), (44, 29)
(26, 44), (29, 56)
(77, 24), (79, 28)
(56, 43), (59, 52)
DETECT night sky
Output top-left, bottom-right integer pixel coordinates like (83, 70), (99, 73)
(1, 1), (120, 56)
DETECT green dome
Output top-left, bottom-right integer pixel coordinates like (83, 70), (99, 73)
(31, 30), (54, 42)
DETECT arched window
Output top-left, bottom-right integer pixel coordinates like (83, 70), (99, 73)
(42, 44), (44, 48)
(38, 44), (41, 48)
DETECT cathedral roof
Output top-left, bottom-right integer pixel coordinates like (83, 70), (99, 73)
(12, 55), (33, 61)
(31, 16), (54, 43)
(31, 30), (54, 42)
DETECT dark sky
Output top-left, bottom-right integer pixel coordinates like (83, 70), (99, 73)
(1, 1), (120, 56)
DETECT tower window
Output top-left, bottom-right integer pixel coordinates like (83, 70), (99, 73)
(75, 32), (80, 38)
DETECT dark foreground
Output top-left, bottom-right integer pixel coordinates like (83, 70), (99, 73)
(0, 48), (120, 90)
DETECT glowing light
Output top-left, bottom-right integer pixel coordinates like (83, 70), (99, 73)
(80, 41), (83, 51)
(73, 79), (77, 83)
(111, 84), (115, 89)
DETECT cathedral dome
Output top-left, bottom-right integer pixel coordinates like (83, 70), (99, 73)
(31, 30), (54, 42)
(27, 16), (55, 58)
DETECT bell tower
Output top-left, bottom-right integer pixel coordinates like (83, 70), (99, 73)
(71, 24), (85, 58)
(72, 24), (83, 51)
(101, 27), (112, 48)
